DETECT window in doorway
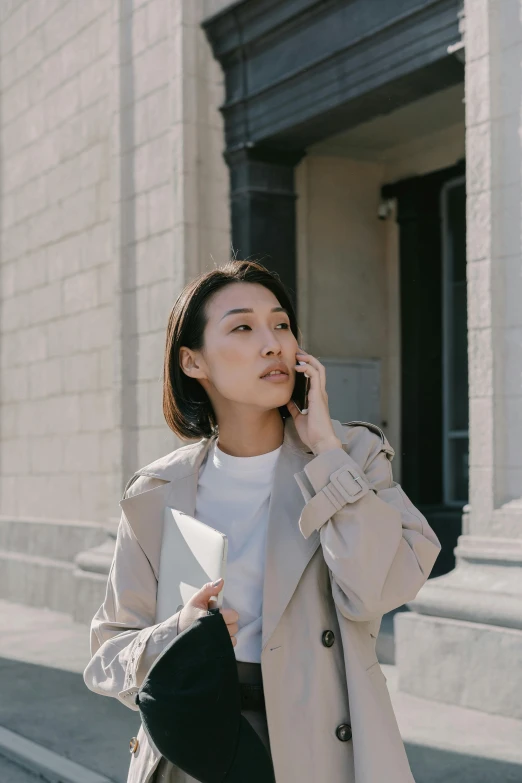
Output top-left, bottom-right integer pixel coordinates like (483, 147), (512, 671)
(441, 177), (468, 506)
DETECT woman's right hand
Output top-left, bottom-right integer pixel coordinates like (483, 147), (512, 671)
(177, 578), (239, 646)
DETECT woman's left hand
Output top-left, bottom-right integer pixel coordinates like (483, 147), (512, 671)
(286, 350), (343, 455)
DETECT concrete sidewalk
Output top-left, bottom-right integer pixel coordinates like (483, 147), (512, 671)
(0, 599), (521, 783)
(382, 665), (522, 782)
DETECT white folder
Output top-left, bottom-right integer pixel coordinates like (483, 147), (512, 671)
(155, 507), (228, 623)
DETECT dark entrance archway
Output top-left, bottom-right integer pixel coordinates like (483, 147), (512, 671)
(203, 0), (464, 304)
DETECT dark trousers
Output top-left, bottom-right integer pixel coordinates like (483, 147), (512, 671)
(237, 661), (271, 755)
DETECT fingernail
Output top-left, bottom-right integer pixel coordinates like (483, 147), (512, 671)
(212, 578), (223, 587)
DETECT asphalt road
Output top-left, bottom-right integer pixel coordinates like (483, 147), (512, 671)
(0, 754), (42, 783)
(407, 744), (522, 783)
(0, 656), (140, 783)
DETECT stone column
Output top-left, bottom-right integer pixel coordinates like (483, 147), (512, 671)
(395, 0), (522, 720)
(225, 147), (304, 307)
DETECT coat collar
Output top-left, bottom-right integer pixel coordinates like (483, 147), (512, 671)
(120, 416), (348, 649)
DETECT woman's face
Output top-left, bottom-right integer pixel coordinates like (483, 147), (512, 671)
(182, 282), (299, 412)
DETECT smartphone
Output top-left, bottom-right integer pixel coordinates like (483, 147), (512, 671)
(291, 362), (310, 413)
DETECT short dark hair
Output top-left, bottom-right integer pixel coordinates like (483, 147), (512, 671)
(163, 260), (299, 441)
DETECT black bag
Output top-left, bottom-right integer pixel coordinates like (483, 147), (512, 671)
(135, 609), (275, 783)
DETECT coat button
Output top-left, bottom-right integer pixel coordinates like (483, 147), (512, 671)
(322, 630), (335, 647)
(335, 723), (352, 742)
(129, 737), (139, 753)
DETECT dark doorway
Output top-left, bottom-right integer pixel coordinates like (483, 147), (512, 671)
(383, 161), (467, 577)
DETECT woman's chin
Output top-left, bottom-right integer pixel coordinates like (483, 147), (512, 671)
(252, 392), (292, 412)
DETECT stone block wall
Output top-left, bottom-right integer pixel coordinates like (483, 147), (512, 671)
(0, 0), (230, 525)
(0, 0), (113, 522)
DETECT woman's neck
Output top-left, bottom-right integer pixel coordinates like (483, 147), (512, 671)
(215, 409), (284, 458)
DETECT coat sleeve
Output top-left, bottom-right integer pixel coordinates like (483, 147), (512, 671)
(82, 476), (181, 711)
(294, 428), (441, 622)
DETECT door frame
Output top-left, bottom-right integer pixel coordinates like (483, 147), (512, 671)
(382, 159), (466, 576)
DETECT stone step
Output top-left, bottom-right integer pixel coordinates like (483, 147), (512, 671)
(0, 550), (76, 615)
(0, 549), (111, 620)
(0, 516), (107, 562)
(0, 517), (111, 621)
(72, 568), (107, 625)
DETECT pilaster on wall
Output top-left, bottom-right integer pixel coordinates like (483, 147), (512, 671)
(110, 0), (230, 490)
(462, 0), (522, 533)
(177, 2), (231, 279)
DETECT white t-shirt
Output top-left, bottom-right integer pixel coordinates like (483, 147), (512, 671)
(194, 438), (282, 663)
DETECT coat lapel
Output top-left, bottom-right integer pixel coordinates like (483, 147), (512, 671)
(119, 438), (213, 580)
(119, 417), (347, 647)
(262, 417), (351, 646)
(261, 426), (318, 648)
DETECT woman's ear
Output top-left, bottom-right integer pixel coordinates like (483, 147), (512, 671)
(179, 347), (207, 380)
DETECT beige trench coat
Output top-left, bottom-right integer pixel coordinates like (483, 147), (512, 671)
(83, 417), (441, 783)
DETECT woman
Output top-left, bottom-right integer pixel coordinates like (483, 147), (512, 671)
(84, 260), (441, 783)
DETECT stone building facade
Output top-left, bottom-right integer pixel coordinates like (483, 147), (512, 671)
(0, 0), (521, 729)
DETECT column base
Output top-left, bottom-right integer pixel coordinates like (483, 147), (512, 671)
(396, 500), (522, 719)
(395, 612), (522, 719)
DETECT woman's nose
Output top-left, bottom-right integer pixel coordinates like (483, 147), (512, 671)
(262, 337), (283, 355)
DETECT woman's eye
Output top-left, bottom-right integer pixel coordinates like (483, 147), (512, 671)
(233, 323), (289, 332)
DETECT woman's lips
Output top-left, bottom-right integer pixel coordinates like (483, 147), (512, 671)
(261, 372), (290, 383)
